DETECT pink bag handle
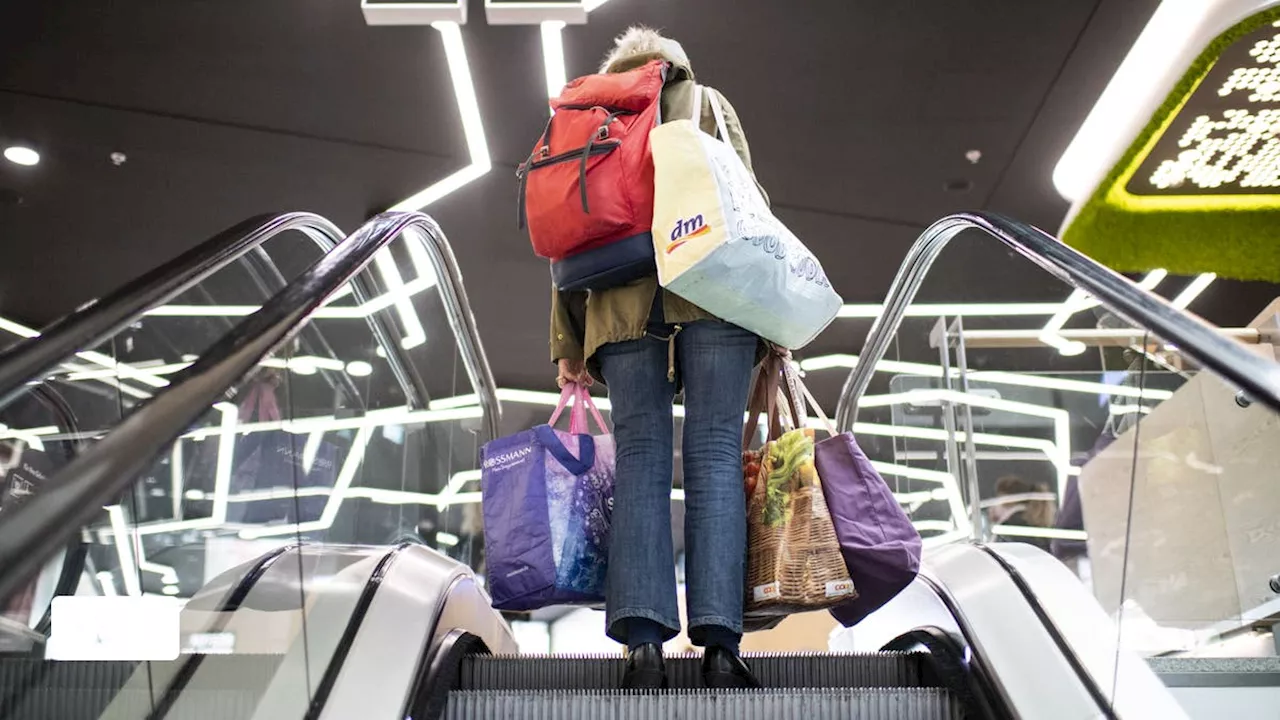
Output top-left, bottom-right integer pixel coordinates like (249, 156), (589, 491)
(237, 378), (283, 423)
(549, 384), (576, 427)
(548, 383), (608, 435)
(575, 387), (608, 435)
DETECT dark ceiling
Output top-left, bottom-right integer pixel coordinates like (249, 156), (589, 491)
(2, 0), (1278, 396)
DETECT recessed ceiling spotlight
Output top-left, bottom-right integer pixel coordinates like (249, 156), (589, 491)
(3, 146), (40, 166)
(965, 149), (982, 164)
(110, 152), (127, 166)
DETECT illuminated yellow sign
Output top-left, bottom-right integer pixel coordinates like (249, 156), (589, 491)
(1125, 20), (1280, 203)
(1061, 8), (1280, 282)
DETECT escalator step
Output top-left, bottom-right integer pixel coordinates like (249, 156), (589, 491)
(458, 652), (930, 691)
(0, 659), (138, 689)
(443, 688), (963, 719)
(4, 688), (260, 720)
(0, 655), (284, 720)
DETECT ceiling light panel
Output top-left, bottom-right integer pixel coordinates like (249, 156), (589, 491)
(361, 0), (466, 26)
(797, 354), (1174, 401)
(485, 0), (588, 25)
(1054, 0), (1276, 204)
(3, 146), (39, 166)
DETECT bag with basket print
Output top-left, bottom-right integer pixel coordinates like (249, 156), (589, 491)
(742, 350), (855, 617)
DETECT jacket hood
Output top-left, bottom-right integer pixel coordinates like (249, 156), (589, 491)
(599, 26), (693, 79)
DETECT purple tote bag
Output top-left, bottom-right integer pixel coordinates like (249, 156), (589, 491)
(788, 368), (922, 626)
(481, 384), (614, 611)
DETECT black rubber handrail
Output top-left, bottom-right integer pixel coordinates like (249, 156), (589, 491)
(835, 211), (1280, 430)
(0, 211), (499, 603)
(0, 211), (425, 412)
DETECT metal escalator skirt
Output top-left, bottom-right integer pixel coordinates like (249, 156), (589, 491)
(301, 543), (410, 720)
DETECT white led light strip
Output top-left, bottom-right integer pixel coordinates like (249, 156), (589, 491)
(1038, 269), (1168, 355)
(1054, 0), (1277, 204)
(388, 22), (490, 212)
(859, 388), (1071, 494)
(990, 525), (1088, 541)
(797, 354), (1174, 402)
(837, 303), (1065, 319)
(0, 316), (161, 398)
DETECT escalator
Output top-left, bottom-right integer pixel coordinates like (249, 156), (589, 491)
(0, 209), (1273, 718)
(0, 209), (490, 719)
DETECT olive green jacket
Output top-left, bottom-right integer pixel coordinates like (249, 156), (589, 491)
(549, 51), (767, 372)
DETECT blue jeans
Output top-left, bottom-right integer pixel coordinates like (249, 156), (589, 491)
(597, 318), (757, 646)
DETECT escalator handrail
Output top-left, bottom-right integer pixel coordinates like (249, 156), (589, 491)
(0, 211), (499, 605)
(834, 211), (1280, 430)
(0, 212), (418, 408)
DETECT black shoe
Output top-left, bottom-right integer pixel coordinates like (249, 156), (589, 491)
(621, 643), (667, 690)
(701, 646), (761, 689)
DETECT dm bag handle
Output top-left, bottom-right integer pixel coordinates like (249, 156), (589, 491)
(689, 83), (731, 143)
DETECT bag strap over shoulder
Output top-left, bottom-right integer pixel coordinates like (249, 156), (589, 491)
(689, 83), (703, 125)
(688, 84), (730, 143)
(706, 89), (731, 143)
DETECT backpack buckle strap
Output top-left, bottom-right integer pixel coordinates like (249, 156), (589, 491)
(518, 114), (555, 229)
(517, 164), (529, 230)
(578, 109), (624, 214)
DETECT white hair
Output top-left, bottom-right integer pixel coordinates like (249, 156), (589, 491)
(599, 26), (689, 73)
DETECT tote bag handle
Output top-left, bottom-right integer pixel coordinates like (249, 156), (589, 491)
(689, 84), (731, 143)
(549, 383), (609, 435)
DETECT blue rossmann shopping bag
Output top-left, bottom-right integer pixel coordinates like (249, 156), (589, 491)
(481, 384), (614, 611)
(185, 376), (340, 524)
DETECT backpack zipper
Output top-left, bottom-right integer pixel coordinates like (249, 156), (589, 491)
(517, 140), (622, 229)
(557, 103), (637, 114)
(519, 141), (620, 176)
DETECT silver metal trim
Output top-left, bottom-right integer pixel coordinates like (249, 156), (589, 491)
(921, 544), (1142, 719)
(986, 543), (1189, 719)
(319, 545), (515, 720)
(397, 217), (502, 442)
(0, 212), (500, 604)
(835, 212), (1280, 431)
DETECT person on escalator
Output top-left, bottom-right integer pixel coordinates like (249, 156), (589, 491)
(987, 475), (1056, 553)
(550, 27), (766, 690)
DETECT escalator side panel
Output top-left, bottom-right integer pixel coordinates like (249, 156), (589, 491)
(831, 578), (964, 654)
(986, 544), (1189, 719)
(442, 688), (963, 720)
(242, 548), (394, 720)
(918, 544), (1117, 719)
(319, 546), (515, 720)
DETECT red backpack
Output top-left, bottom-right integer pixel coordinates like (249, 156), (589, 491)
(518, 60), (667, 291)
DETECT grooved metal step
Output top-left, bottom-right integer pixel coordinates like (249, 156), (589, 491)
(443, 688), (964, 720)
(0, 655), (283, 720)
(458, 652), (931, 691)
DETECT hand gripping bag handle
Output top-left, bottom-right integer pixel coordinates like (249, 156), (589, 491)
(549, 383), (608, 435)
